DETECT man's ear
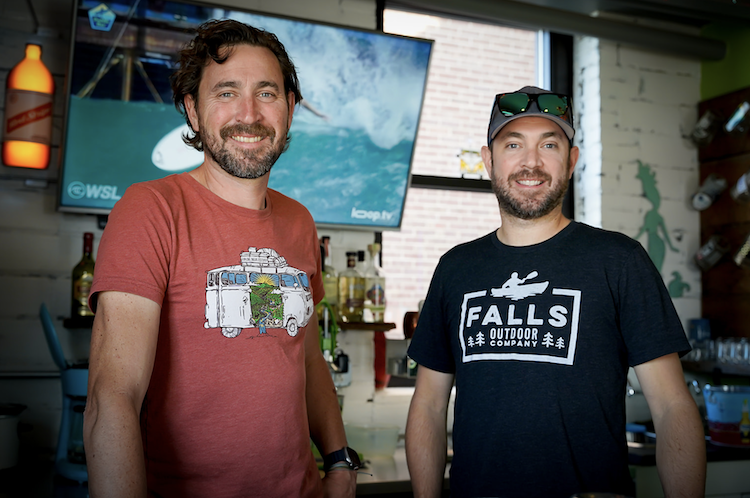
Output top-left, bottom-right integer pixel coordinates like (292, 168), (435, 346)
(481, 145), (493, 177)
(568, 145), (580, 179)
(287, 91), (295, 129)
(185, 94), (199, 133)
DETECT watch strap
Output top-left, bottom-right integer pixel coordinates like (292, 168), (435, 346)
(322, 446), (360, 472)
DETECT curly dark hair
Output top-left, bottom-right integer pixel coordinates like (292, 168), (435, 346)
(170, 19), (303, 151)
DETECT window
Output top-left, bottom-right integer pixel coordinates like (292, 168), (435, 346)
(381, 9), (539, 338)
(281, 274), (297, 288)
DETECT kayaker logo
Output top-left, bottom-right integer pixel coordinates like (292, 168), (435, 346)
(459, 271), (581, 366)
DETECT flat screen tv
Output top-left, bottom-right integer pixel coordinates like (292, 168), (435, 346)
(58, 0), (432, 229)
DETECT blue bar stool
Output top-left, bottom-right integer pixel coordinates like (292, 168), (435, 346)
(39, 303), (88, 483)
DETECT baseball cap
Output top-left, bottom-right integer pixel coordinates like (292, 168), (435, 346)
(487, 86), (574, 145)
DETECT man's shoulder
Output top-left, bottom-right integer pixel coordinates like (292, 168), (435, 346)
(568, 221), (641, 252)
(267, 188), (314, 220)
(441, 232), (495, 262)
(121, 173), (188, 201)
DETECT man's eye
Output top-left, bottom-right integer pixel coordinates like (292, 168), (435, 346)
(220, 92), (233, 98)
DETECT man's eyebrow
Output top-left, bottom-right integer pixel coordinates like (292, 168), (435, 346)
(208, 80), (281, 93)
(500, 130), (564, 140)
(256, 80), (281, 92)
(209, 80), (240, 93)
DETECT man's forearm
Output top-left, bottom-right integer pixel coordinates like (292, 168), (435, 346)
(305, 351), (348, 453)
(84, 394), (148, 498)
(304, 349), (356, 497)
(405, 403), (447, 498)
(654, 402), (706, 497)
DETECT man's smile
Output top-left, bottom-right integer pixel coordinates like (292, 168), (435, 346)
(231, 135), (264, 143)
(517, 179), (543, 186)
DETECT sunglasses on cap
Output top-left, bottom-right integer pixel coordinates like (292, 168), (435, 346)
(488, 90), (575, 145)
(495, 92), (571, 121)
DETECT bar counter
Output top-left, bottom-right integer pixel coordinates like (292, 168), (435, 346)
(355, 440), (750, 497)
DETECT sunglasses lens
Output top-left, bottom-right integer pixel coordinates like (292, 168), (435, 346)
(537, 94), (569, 117)
(497, 93), (530, 116)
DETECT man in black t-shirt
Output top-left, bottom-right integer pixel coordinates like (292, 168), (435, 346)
(405, 86), (706, 498)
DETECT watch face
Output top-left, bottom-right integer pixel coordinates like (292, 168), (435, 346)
(346, 447), (361, 468)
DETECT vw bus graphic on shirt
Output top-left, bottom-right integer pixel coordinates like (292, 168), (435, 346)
(459, 270), (582, 366)
(204, 247), (314, 338)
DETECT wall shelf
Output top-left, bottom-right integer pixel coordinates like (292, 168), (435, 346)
(62, 316), (94, 329)
(337, 322), (395, 332)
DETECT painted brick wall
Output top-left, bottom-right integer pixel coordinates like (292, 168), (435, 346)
(573, 36), (702, 328)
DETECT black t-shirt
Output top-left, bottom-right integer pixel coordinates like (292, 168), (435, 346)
(408, 221), (690, 498)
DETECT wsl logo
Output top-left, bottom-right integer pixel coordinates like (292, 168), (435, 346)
(67, 181), (122, 201)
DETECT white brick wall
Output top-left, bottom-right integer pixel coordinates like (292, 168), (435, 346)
(573, 36), (702, 326)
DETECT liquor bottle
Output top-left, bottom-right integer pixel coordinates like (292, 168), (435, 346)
(363, 243), (386, 323)
(322, 237), (338, 312)
(2, 44), (55, 169)
(740, 399), (750, 444)
(317, 237), (339, 321)
(71, 232), (95, 317)
(730, 170), (750, 203)
(338, 251), (364, 322)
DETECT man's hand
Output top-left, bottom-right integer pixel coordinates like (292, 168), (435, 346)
(322, 468), (357, 498)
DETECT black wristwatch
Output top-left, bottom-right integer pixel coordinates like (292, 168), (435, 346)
(323, 446), (361, 472)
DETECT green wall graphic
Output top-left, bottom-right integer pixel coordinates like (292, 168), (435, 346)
(634, 161), (684, 298)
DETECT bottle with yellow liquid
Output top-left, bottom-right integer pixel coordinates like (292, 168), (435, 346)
(338, 251), (364, 322)
(2, 44), (55, 169)
(71, 232), (95, 317)
(740, 399), (750, 444)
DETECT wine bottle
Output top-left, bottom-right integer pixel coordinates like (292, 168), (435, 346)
(691, 173), (726, 211)
(338, 251), (364, 322)
(71, 232), (95, 317)
(2, 44), (55, 169)
(363, 243), (386, 323)
(689, 109), (721, 148)
(724, 101), (750, 136)
(730, 170), (750, 204)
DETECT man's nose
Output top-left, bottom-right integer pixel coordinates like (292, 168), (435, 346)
(522, 146), (543, 168)
(235, 96), (261, 123)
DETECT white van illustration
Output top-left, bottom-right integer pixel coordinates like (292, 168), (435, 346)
(204, 247), (314, 338)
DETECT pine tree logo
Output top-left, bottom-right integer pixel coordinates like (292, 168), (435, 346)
(475, 331), (485, 346)
(542, 332), (555, 348)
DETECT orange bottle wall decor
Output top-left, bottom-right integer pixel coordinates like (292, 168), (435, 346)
(2, 44), (55, 169)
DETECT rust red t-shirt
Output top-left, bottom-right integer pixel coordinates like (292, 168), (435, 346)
(91, 173), (325, 498)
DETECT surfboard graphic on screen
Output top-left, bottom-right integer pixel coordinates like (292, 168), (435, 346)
(152, 124), (203, 172)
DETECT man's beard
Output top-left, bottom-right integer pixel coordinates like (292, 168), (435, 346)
(490, 160), (570, 220)
(202, 122), (288, 180)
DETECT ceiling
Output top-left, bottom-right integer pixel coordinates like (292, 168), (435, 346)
(511, 0), (750, 28)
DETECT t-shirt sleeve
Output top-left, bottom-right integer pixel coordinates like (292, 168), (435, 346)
(618, 243), (691, 366)
(89, 183), (173, 312)
(407, 258), (456, 374)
